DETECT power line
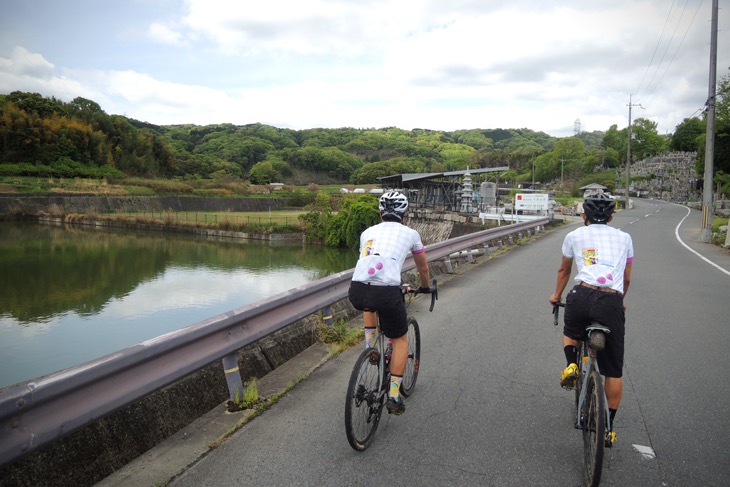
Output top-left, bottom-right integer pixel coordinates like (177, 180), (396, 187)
(636, 0), (693, 102)
(635, 0), (678, 97)
(638, 0), (704, 106)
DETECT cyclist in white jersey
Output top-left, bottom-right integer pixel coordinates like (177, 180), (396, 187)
(348, 191), (430, 416)
(549, 192), (634, 446)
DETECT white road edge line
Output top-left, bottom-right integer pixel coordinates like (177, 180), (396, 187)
(674, 205), (730, 277)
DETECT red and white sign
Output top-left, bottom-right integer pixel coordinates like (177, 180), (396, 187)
(515, 193), (549, 211)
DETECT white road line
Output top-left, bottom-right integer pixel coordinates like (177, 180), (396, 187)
(632, 444), (657, 460)
(674, 206), (730, 277)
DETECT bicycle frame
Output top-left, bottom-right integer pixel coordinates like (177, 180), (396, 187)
(369, 280), (435, 397)
(553, 302), (615, 486)
(575, 324), (612, 434)
(345, 280), (435, 451)
(552, 302), (612, 433)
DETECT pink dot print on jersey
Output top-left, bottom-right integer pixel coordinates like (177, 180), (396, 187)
(606, 273), (614, 281)
(376, 262), (383, 270)
(597, 276), (607, 284)
(368, 268), (375, 275)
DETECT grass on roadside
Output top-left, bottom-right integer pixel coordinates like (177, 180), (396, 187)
(317, 318), (362, 355)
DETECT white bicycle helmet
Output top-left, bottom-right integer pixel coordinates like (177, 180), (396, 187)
(379, 190), (408, 220)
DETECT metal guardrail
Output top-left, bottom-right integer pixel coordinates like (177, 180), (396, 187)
(0, 218), (548, 467)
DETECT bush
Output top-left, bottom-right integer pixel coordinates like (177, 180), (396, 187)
(122, 177), (195, 195)
(325, 195), (379, 248)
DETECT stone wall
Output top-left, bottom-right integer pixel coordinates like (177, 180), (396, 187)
(0, 195), (290, 215)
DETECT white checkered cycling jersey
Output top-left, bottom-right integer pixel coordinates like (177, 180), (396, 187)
(562, 223), (634, 293)
(352, 221), (425, 287)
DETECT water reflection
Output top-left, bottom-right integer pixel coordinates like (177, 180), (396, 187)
(0, 222), (357, 388)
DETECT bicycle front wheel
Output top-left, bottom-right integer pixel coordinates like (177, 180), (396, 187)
(582, 369), (606, 487)
(345, 347), (385, 451)
(399, 317), (421, 397)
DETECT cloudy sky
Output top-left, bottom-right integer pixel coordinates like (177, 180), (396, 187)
(1, 0), (728, 137)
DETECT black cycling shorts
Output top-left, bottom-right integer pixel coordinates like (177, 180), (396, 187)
(563, 285), (625, 378)
(348, 281), (408, 339)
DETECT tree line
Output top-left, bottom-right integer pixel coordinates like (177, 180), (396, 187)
(1, 70), (729, 192)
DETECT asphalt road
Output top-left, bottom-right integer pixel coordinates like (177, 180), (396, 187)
(170, 199), (730, 487)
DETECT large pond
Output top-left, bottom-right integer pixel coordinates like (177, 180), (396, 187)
(0, 222), (358, 388)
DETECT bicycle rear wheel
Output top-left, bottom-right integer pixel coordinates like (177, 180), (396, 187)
(575, 345), (587, 411)
(345, 347), (385, 451)
(399, 317), (421, 397)
(582, 369), (606, 487)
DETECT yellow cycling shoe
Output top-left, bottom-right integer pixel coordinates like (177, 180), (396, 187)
(560, 363), (579, 390)
(605, 430), (617, 448)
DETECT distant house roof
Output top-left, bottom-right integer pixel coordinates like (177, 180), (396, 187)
(377, 167), (510, 186)
(580, 183), (607, 190)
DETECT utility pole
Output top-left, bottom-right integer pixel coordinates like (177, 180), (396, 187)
(532, 160), (535, 189)
(560, 157), (565, 188)
(625, 95), (643, 209)
(701, 0), (718, 243)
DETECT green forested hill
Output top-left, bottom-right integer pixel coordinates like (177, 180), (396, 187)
(4, 90), (724, 190)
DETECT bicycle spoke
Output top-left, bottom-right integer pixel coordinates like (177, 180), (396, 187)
(345, 348), (384, 451)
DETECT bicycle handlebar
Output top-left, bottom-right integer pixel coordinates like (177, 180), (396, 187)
(552, 302), (565, 326)
(407, 279), (438, 312)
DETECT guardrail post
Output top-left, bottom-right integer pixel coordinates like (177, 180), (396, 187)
(222, 353), (244, 403)
(322, 306), (334, 326)
(443, 256), (453, 273)
(508, 235), (514, 245)
(498, 239), (503, 249)
(466, 249), (474, 263)
(482, 241), (490, 258)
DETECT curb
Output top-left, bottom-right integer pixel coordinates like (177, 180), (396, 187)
(95, 342), (333, 487)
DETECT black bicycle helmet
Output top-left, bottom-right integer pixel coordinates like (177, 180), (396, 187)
(379, 190), (409, 221)
(583, 192), (615, 224)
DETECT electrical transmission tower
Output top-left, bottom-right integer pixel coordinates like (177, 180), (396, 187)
(574, 118), (581, 135)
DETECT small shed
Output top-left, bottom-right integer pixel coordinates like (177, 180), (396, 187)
(580, 183), (607, 198)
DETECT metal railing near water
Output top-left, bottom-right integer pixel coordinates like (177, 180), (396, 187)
(0, 218), (549, 467)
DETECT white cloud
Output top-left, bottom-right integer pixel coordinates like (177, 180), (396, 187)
(147, 21), (187, 47)
(0, 0), (728, 136)
(0, 46), (54, 78)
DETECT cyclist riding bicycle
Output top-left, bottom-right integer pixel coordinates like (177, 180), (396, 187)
(348, 190), (431, 416)
(548, 192), (634, 444)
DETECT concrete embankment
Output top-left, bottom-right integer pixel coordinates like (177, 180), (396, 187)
(0, 195), (291, 214)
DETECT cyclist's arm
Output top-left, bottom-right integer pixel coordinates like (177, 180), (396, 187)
(412, 251), (430, 289)
(549, 256), (573, 304)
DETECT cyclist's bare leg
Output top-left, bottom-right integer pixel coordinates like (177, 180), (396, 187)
(389, 334), (408, 377)
(363, 310), (378, 327)
(604, 377), (622, 410)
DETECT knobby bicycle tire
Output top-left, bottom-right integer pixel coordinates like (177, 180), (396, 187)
(345, 347), (385, 451)
(582, 369), (606, 487)
(399, 317), (421, 397)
